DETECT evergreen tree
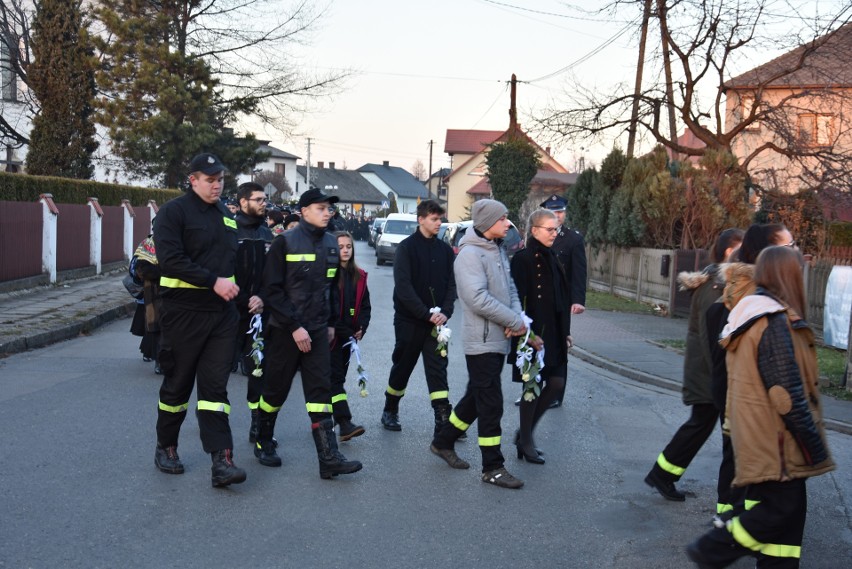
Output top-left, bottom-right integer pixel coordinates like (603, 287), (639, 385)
(587, 148), (628, 246)
(95, 1), (258, 188)
(26, 0), (97, 179)
(566, 167), (596, 233)
(485, 136), (541, 223)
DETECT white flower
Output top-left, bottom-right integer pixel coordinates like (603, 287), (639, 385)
(436, 325), (452, 344)
(360, 387), (369, 398)
(429, 306), (441, 315)
(522, 372), (530, 381)
(523, 391), (536, 402)
(440, 349), (448, 357)
(252, 368), (263, 377)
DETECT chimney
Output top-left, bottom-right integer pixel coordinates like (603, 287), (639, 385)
(318, 161), (324, 169)
(382, 160), (390, 167)
(329, 162), (335, 169)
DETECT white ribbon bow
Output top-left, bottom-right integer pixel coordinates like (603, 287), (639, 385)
(246, 313), (264, 365)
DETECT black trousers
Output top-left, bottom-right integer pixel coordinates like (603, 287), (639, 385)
(433, 353), (505, 472)
(651, 403), (719, 482)
(156, 303), (238, 453)
(385, 322), (449, 410)
(691, 479), (808, 568)
(330, 338), (354, 421)
(259, 324), (332, 422)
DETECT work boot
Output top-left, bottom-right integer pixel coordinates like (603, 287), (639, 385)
(337, 417), (365, 442)
(430, 444), (470, 469)
(249, 409), (278, 447)
(211, 449), (246, 487)
(312, 418), (362, 479)
(254, 412), (282, 467)
(433, 403), (452, 440)
(644, 468), (685, 501)
(381, 410), (401, 431)
(154, 443), (184, 474)
(481, 467), (524, 489)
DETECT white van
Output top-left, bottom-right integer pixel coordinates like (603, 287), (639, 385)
(375, 213), (418, 265)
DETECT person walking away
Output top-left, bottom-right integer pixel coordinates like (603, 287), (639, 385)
(535, 195), (586, 408)
(232, 182), (274, 444)
(644, 228), (744, 501)
(380, 200), (458, 439)
(153, 153), (246, 487)
(255, 188), (362, 479)
(133, 235), (163, 374)
(430, 199), (527, 489)
(509, 208), (572, 464)
(687, 246), (834, 568)
(330, 231), (371, 441)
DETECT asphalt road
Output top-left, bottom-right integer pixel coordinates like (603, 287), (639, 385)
(1, 241), (850, 569)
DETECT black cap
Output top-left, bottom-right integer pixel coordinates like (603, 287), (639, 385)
(298, 187), (339, 210)
(189, 153), (227, 175)
(540, 194), (567, 211)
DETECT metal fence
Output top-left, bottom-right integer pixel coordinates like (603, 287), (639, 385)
(0, 201), (42, 281)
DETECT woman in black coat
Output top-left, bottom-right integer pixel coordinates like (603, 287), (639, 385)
(509, 208), (571, 464)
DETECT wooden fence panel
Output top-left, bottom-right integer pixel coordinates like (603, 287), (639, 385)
(56, 203), (90, 271)
(0, 201), (43, 282)
(133, 206), (152, 249)
(101, 205), (125, 264)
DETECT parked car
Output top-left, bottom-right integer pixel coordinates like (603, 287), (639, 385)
(367, 217), (386, 248)
(376, 213), (418, 265)
(445, 220), (524, 259)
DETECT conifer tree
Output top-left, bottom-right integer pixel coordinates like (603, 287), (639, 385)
(26, 0), (97, 179)
(486, 136), (541, 224)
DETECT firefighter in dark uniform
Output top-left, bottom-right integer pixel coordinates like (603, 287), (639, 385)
(541, 194), (586, 408)
(231, 182), (274, 443)
(254, 188), (362, 479)
(153, 153), (246, 488)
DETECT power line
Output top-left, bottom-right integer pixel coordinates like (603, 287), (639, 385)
(478, 0), (633, 23)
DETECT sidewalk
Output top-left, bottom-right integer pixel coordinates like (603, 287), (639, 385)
(1, 274), (850, 434)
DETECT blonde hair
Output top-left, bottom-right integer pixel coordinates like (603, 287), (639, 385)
(526, 208), (557, 238)
(754, 246), (806, 319)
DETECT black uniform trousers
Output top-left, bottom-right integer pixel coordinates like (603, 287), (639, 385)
(433, 353), (505, 472)
(651, 403), (719, 482)
(692, 479), (807, 568)
(234, 311), (267, 407)
(156, 302), (238, 453)
(330, 339), (354, 421)
(259, 324), (333, 422)
(384, 322), (449, 410)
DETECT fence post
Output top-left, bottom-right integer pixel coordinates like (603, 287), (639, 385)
(609, 245), (616, 294)
(636, 249), (644, 302)
(39, 193), (59, 284)
(88, 197), (104, 274)
(122, 200), (135, 260)
(147, 200), (159, 231)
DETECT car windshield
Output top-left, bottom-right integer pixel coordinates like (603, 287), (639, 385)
(383, 220), (418, 235)
(373, 219), (385, 229)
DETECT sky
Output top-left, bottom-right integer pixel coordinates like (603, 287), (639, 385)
(245, 0), (845, 177)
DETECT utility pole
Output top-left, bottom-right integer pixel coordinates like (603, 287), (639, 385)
(627, 0), (652, 158)
(508, 73), (518, 136)
(657, 0), (680, 162)
(427, 139), (434, 198)
(305, 137), (312, 192)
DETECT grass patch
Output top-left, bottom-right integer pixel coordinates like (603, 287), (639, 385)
(657, 339), (686, 352)
(817, 346), (852, 400)
(586, 290), (659, 315)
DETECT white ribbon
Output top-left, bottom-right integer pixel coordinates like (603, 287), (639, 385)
(515, 345), (533, 369)
(247, 313), (264, 364)
(519, 311), (534, 347)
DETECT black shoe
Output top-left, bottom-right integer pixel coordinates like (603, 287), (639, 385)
(685, 541), (724, 569)
(481, 467), (524, 489)
(254, 440), (282, 467)
(211, 449), (246, 487)
(154, 361), (162, 375)
(513, 430), (543, 456)
(514, 397), (521, 407)
(143, 356), (153, 362)
(381, 410), (401, 431)
(644, 470), (685, 501)
(548, 399), (561, 409)
(154, 444), (184, 474)
(430, 444), (470, 469)
(338, 418), (366, 442)
(516, 442), (545, 464)
(313, 418), (363, 479)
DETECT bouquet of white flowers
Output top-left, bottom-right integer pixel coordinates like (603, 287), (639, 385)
(429, 306), (451, 357)
(515, 311), (545, 401)
(246, 313), (264, 378)
(344, 337), (369, 397)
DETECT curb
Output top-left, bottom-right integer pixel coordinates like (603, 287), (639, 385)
(0, 301), (136, 357)
(572, 346), (852, 437)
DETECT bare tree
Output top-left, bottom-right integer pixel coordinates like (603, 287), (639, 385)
(254, 169), (292, 202)
(0, 0), (36, 149)
(410, 159), (426, 181)
(532, 1), (852, 193)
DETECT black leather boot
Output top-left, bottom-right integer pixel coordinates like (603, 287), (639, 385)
(312, 418), (362, 479)
(248, 408), (259, 443)
(337, 417), (365, 442)
(254, 412), (282, 467)
(211, 449), (246, 487)
(433, 402), (452, 440)
(154, 443), (184, 474)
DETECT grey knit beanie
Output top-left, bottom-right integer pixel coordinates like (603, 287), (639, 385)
(472, 199), (508, 234)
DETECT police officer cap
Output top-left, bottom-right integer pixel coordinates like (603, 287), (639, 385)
(189, 153), (227, 175)
(298, 187), (340, 210)
(540, 194), (567, 212)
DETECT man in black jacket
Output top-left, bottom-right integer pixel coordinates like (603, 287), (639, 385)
(153, 152), (246, 488)
(255, 188), (362, 479)
(381, 200), (458, 438)
(232, 182), (274, 444)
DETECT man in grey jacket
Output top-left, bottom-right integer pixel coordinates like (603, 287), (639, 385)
(429, 199), (527, 489)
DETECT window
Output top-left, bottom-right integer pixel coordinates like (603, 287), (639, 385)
(798, 114), (834, 147)
(275, 163), (285, 176)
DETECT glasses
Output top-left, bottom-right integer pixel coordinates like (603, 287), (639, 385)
(534, 226), (559, 234)
(783, 239), (797, 248)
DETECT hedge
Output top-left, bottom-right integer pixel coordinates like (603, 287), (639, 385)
(828, 221), (852, 247)
(0, 171), (181, 206)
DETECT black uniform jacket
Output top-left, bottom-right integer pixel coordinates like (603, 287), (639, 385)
(261, 218), (340, 333)
(392, 229), (456, 327)
(234, 211), (273, 311)
(552, 226), (587, 309)
(153, 190), (237, 311)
